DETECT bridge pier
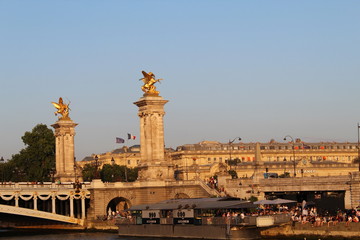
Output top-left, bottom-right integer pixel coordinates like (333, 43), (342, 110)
(345, 189), (352, 209)
(33, 195), (37, 211)
(15, 194), (18, 207)
(52, 195), (56, 214)
(81, 196), (86, 219)
(70, 196), (74, 218)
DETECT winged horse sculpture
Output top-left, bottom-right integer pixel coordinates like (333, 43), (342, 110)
(139, 71), (162, 95)
(51, 97), (71, 120)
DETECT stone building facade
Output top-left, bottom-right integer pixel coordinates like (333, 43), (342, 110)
(78, 140), (359, 181)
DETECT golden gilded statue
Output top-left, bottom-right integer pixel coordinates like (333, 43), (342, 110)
(51, 97), (71, 120)
(139, 71), (162, 95)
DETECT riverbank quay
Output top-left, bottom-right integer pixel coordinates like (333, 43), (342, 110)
(261, 222), (360, 240)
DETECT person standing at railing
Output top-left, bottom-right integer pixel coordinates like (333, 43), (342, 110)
(240, 212), (245, 223)
(225, 212), (231, 235)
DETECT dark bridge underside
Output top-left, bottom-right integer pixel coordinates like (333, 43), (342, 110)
(0, 213), (75, 228)
(265, 190), (345, 214)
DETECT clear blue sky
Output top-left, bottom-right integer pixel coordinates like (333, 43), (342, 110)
(1, 0), (359, 161)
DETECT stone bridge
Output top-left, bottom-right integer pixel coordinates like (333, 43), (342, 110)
(87, 179), (220, 220)
(224, 172), (360, 210)
(0, 179), (220, 224)
(0, 182), (90, 225)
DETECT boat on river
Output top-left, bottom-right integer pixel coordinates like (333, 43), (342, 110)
(116, 197), (291, 240)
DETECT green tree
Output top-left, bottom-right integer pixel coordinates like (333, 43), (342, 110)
(248, 195), (258, 202)
(81, 163), (139, 182)
(81, 163), (97, 182)
(279, 172), (290, 178)
(100, 164), (138, 182)
(8, 124), (55, 182)
(127, 166), (139, 182)
(228, 169), (238, 179)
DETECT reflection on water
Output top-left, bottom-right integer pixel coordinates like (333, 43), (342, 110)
(1, 232), (118, 240)
(0, 231), (296, 240)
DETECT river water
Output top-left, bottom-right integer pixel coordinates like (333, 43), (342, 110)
(0, 231), (304, 240)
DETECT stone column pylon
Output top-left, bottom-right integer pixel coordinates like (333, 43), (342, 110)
(134, 95), (174, 181)
(51, 119), (78, 182)
(252, 142), (264, 184)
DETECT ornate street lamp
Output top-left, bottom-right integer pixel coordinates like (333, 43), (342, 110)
(0, 157), (4, 184)
(74, 164), (77, 182)
(284, 135), (296, 177)
(111, 157), (115, 182)
(73, 156), (77, 182)
(49, 168), (56, 183)
(94, 155), (99, 179)
(228, 137), (242, 166)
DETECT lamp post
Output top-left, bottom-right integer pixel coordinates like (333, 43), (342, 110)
(185, 158), (188, 181)
(111, 157), (115, 182)
(49, 168), (56, 183)
(94, 155), (99, 179)
(124, 159), (128, 182)
(73, 156), (77, 182)
(74, 164), (77, 182)
(0, 157), (4, 184)
(122, 154), (133, 182)
(228, 137), (242, 166)
(284, 135), (296, 177)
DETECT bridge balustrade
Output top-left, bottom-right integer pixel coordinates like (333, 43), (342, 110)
(0, 182), (90, 190)
(0, 182), (91, 223)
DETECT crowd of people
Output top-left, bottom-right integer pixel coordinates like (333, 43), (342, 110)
(290, 206), (360, 227)
(206, 176), (226, 194)
(225, 203), (360, 227)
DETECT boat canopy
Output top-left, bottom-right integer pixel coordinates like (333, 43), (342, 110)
(127, 197), (256, 211)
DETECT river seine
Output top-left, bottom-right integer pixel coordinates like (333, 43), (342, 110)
(0, 231), (297, 240)
(0, 231), (291, 240)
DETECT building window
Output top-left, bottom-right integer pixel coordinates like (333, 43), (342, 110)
(128, 160), (131, 165)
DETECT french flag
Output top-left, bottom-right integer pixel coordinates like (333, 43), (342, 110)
(127, 133), (136, 140)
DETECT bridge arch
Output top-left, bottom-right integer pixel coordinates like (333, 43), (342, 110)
(106, 197), (131, 214)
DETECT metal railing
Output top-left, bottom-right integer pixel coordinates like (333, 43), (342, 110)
(116, 214), (291, 226)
